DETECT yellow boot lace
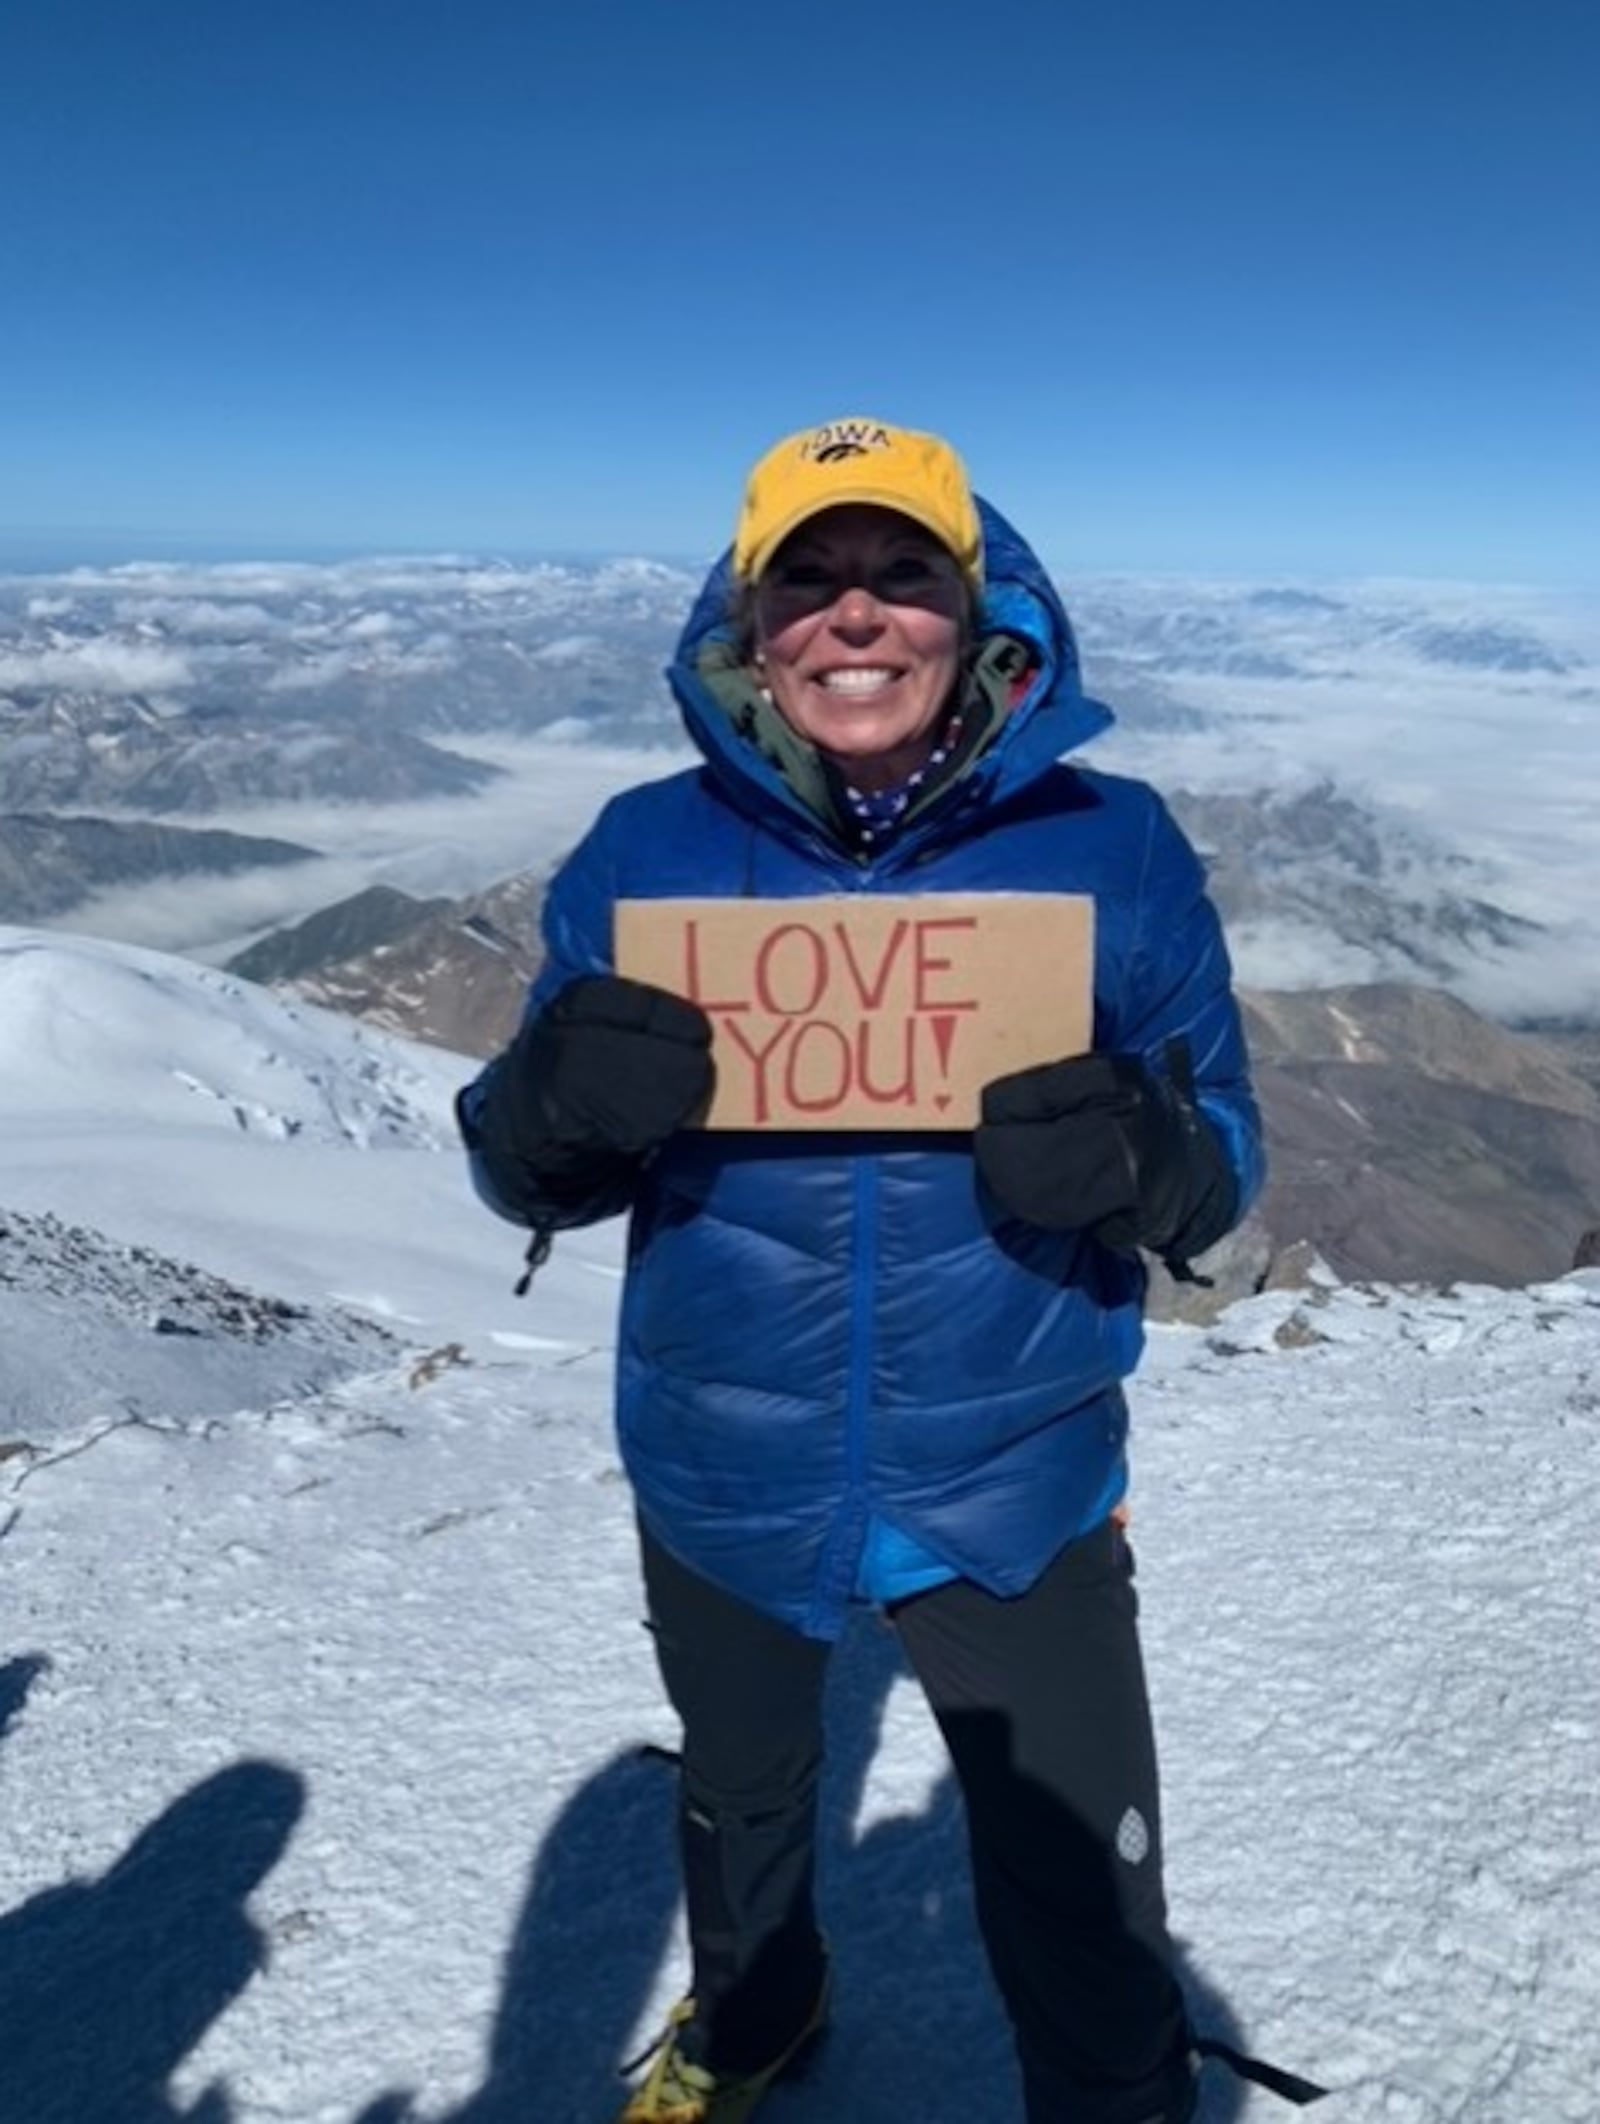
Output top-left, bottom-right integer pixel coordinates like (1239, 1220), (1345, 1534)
(618, 1969), (829, 2124)
(618, 1998), (719, 2122)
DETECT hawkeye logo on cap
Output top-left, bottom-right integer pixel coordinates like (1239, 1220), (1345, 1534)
(801, 420), (894, 464)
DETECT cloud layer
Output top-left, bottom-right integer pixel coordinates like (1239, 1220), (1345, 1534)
(4, 555), (1596, 1021)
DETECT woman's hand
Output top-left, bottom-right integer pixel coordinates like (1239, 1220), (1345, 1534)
(500, 975), (716, 1161)
(974, 1053), (1234, 1263)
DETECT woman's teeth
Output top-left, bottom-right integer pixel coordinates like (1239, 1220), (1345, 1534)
(819, 667), (896, 695)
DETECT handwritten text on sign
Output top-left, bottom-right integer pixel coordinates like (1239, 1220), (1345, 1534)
(614, 894), (1094, 1130)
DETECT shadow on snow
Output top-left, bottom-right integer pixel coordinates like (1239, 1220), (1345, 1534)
(0, 1651), (50, 1744)
(413, 1611), (1253, 2124)
(0, 1751), (305, 2124)
(0, 1635), (1252, 2123)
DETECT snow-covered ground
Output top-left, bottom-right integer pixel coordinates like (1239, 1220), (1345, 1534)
(2, 924), (1597, 2123)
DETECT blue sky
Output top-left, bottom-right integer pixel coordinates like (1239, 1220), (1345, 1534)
(5, 0), (1598, 582)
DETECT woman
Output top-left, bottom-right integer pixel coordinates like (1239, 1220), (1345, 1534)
(459, 420), (1262, 2124)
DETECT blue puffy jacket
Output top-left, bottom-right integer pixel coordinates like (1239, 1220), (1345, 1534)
(463, 503), (1261, 1639)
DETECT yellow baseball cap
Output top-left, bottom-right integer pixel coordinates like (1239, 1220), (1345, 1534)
(733, 417), (984, 590)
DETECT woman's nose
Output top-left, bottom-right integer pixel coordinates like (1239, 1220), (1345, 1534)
(829, 584), (885, 634)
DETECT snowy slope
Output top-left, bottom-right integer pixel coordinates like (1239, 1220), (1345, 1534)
(0, 925), (460, 1145)
(0, 923), (597, 1376)
(2, 929), (1598, 2124)
(0, 1204), (398, 1435)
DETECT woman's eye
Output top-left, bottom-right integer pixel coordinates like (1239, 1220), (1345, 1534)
(882, 556), (935, 586)
(775, 561), (834, 589)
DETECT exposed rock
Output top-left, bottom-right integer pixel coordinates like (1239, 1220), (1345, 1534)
(1261, 1238), (1339, 1292)
(238, 870), (547, 1056)
(1238, 984), (1600, 1289)
(1145, 1216), (1274, 1325)
(1273, 1311), (1332, 1350)
(1242, 983), (1600, 1120)
(0, 1205), (398, 1446)
(1524, 1023), (1600, 1102)
(227, 884), (451, 985)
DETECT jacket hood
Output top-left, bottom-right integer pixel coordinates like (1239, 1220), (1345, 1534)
(667, 499), (1114, 842)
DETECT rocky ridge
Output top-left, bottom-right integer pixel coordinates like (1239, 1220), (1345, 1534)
(0, 812), (317, 924)
(0, 1205), (398, 1452)
(228, 872), (546, 1054)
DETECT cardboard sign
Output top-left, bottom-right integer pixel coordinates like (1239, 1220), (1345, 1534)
(615, 893), (1094, 1130)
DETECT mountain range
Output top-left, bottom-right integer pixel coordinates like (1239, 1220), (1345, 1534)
(0, 811), (316, 923)
(4, 554), (1598, 1304)
(5, 556), (1593, 1013)
(0, 690), (500, 812)
(228, 872), (547, 1053)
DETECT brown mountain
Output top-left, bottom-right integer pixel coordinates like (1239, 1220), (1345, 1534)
(262, 872), (547, 1056)
(1241, 984), (1600, 1289)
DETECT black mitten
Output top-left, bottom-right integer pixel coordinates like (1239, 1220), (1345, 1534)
(974, 1052), (1235, 1265)
(474, 975), (714, 1206)
(517, 975), (713, 1151)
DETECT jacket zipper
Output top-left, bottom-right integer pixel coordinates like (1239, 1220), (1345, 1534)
(842, 1153), (880, 1603)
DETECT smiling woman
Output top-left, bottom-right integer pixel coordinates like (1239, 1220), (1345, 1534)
(457, 418), (1290, 2124)
(750, 506), (968, 793)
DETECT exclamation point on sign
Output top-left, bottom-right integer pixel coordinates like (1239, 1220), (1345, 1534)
(929, 1015), (960, 1111)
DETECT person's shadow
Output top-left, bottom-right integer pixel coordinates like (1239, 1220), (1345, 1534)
(0, 1639), (1253, 2124)
(419, 1610), (1253, 2123)
(0, 1748), (306, 2124)
(1, 1651), (50, 1743)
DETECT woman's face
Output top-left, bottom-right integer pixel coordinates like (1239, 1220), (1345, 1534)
(752, 505), (967, 794)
